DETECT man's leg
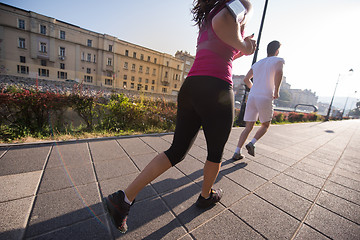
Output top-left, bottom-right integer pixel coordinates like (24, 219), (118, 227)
(246, 121), (270, 156)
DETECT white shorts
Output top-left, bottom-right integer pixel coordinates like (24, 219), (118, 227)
(244, 95), (274, 123)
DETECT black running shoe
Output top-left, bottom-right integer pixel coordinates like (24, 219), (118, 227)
(195, 188), (223, 209)
(246, 142), (255, 157)
(104, 190), (133, 233)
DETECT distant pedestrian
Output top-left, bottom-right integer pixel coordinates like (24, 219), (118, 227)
(232, 40), (284, 160)
(104, 0), (256, 233)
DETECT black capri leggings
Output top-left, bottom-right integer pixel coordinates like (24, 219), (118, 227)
(164, 75), (234, 166)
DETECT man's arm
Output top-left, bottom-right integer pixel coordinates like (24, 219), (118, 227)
(273, 62), (284, 99)
(243, 68), (253, 89)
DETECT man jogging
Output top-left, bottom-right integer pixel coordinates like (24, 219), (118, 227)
(233, 40), (285, 160)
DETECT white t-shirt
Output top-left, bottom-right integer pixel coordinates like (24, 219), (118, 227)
(248, 56), (285, 98)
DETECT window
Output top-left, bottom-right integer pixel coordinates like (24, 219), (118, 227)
(40, 25), (46, 34)
(166, 61), (169, 67)
(154, 58), (157, 64)
(87, 39), (92, 47)
(93, 54), (96, 63)
(145, 85), (148, 91)
(60, 63), (65, 69)
(139, 77), (142, 82)
(41, 60), (47, 66)
(84, 75), (93, 83)
(133, 52), (137, 58)
(147, 56), (151, 62)
(107, 58), (112, 66)
(39, 42), (47, 53)
(86, 68), (91, 74)
(131, 64), (136, 71)
(165, 71), (168, 78)
(151, 86), (154, 91)
(124, 62), (128, 69)
(60, 30), (65, 40)
(152, 80), (155, 84)
(109, 45), (113, 52)
(139, 65), (143, 73)
(177, 65), (180, 70)
(152, 69), (156, 76)
(145, 79), (149, 83)
(38, 68), (49, 77)
(123, 82), (127, 88)
(59, 47), (65, 57)
(140, 54), (144, 60)
(20, 56), (26, 63)
(125, 50), (129, 56)
(146, 67), (150, 74)
(57, 71), (67, 79)
(17, 65), (29, 74)
(137, 84), (142, 90)
(18, 38), (25, 48)
(131, 76), (135, 81)
(175, 84), (178, 88)
(87, 53), (91, 62)
(123, 75), (127, 80)
(162, 88), (167, 93)
(105, 79), (113, 85)
(81, 52), (85, 61)
(18, 19), (25, 29)
(131, 83), (134, 89)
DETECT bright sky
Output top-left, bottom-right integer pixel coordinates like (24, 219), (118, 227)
(2, 0), (360, 100)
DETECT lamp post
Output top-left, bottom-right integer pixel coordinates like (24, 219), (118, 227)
(237, 0), (269, 126)
(325, 69), (353, 121)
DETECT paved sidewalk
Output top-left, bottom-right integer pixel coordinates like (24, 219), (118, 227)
(0, 120), (359, 240)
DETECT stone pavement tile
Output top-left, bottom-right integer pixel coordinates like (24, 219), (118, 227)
(0, 171), (41, 203)
(212, 174), (250, 207)
(94, 156), (138, 181)
(255, 156), (292, 171)
(191, 210), (264, 240)
(255, 183), (312, 220)
(47, 142), (90, 168)
(273, 149), (305, 161)
(88, 139), (127, 163)
(140, 135), (171, 153)
(221, 167), (267, 192)
(99, 173), (157, 202)
(160, 182), (225, 232)
(332, 167), (360, 182)
(0, 145), (50, 176)
(264, 152), (298, 166)
(316, 191), (360, 224)
(293, 162), (332, 179)
(283, 167), (326, 189)
(25, 183), (103, 238)
(160, 134), (174, 144)
(272, 174), (320, 201)
(329, 173), (360, 192)
(150, 167), (192, 195)
(230, 194), (300, 240)
(130, 152), (157, 171)
(323, 181), (360, 204)
(187, 145), (207, 162)
(305, 150), (339, 164)
(111, 196), (187, 240)
(301, 157), (335, 169)
(38, 163), (96, 194)
(193, 132), (207, 148)
(244, 160), (280, 180)
(337, 159), (360, 174)
(175, 154), (204, 183)
(117, 137), (155, 157)
(0, 196), (34, 240)
(294, 224), (330, 240)
(251, 142), (278, 157)
(305, 204), (360, 239)
(0, 147), (7, 157)
(28, 215), (111, 240)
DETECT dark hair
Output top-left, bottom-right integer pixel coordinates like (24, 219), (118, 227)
(192, 0), (225, 27)
(267, 41), (281, 56)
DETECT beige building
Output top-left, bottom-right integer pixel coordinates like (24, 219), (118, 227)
(0, 3), (187, 95)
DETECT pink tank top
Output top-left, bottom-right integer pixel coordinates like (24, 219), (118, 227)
(187, 4), (240, 85)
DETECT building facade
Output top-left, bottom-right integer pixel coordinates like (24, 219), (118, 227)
(0, 3), (186, 95)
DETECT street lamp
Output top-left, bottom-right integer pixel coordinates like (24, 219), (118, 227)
(237, 0), (269, 126)
(325, 69), (353, 121)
